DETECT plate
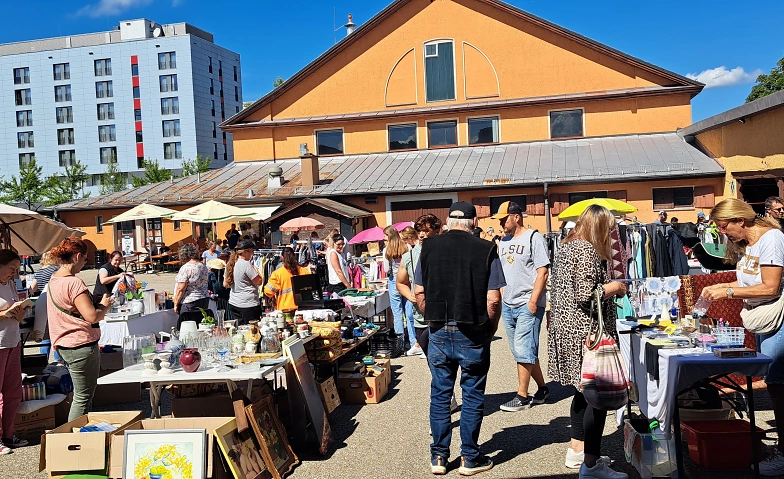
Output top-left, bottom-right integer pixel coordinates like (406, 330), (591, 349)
(645, 277), (663, 294)
(664, 276), (682, 292)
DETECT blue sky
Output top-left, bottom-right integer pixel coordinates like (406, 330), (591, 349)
(3, 0), (782, 122)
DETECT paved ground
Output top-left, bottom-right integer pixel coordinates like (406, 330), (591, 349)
(7, 267), (776, 478)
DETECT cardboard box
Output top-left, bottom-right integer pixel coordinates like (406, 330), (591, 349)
(92, 382), (141, 407)
(16, 404), (56, 441)
(16, 403), (55, 424)
(108, 417), (234, 479)
(337, 362), (390, 404)
(318, 377), (341, 413)
(39, 410), (143, 478)
(172, 391), (235, 418)
(99, 350), (124, 373)
(54, 392), (73, 427)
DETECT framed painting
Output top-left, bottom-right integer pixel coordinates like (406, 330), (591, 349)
(246, 395), (299, 479)
(214, 418), (273, 479)
(123, 429), (206, 479)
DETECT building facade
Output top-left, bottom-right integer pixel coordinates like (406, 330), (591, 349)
(0, 19), (242, 195)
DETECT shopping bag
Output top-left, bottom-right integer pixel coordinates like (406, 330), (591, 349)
(580, 289), (629, 411)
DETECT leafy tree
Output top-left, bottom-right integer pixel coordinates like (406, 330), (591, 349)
(180, 155), (212, 177)
(99, 157), (128, 195)
(273, 76), (285, 88)
(243, 101), (255, 109)
(45, 160), (90, 206)
(747, 57), (784, 102)
(131, 158), (172, 187)
(0, 157), (46, 210)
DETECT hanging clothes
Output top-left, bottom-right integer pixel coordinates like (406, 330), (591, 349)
(668, 229), (690, 276)
(606, 224), (629, 280)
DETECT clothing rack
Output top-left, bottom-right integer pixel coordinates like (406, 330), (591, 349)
(254, 249), (283, 254)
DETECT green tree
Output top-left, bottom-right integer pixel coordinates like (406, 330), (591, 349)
(0, 157), (46, 210)
(180, 155), (212, 177)
(99, 157), (128, 195)
(273, 76), (285, 88)
(131, 158), (172, 187)
(45, 160), (90, 206)
(747, 57), (784, 102)
(243, 101), (255, 109)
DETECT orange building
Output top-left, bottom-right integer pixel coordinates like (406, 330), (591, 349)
(57, 0), (726, 260)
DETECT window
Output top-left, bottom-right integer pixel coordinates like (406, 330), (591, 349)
(173, 220), (181, 231)
(56, 106), (73, 124)
(162, 120), (181, 137)
(427, 120), (457, 147)
(17, 131), (34, 148)
(164, 142), (182, 159)
(95, 81), (113, 98)
(222, 131), (226, 141)
(550, 109), (584, 139)
(18, 153), (34, 167)
(208, 56), (213, 73)
(16, 110), (32, 127)
(219, 88), (223, 98)
(468, 116), (499, 145)
(131, 63), (139, 76)
(97, 103), (115, 120)
(211, 100), (215, 116)
(57, 128), (75, 145)
(315, 129), (344, 155)
(233, 65), (238, 81)
(424, 41), (455, 102)
(96, 216), (103, 233)
(161, 97), (179, 115)
(136, 131), (143, 143)
(234, 86), (239, 102)
(236, 105), (240, 113)
(210, 78), (214, 95)
(212, 122), (217, 138)
(653, 187), (695, 210)
(137, 157), (144, 168)
(218, 60), (222, 77)
(98, 125), (116, 142)
(220, 105), (225, 120)
(158, 52), (176, 70)
(15, 89), (31, 106)
(569, 191), (607, 205)
(100, 146), (117, 164)
(13, 67), (30, 84)
(133, 86), (140, 99)
(388, 123), (417, 151)
(134, 109), (142, 121)
(59, 150), (76, 167)
(490, 195), (527, 214)
(213, 143), (218, 159)
(159, 74), (178, 92)
(54, 85), (72, 102)
(94, 59), (112, 76)
(53, 63), (70, 81)
(223, 145), (227, 162)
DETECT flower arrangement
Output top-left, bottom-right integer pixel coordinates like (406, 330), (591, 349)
(198, 308), (215, 326)
(119, 280), (148, 300)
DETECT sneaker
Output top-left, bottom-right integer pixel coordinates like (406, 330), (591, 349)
(406, 345), (423, 356)
(2, 436), (27, 448)
(451, 395), (459, 413)
(532, 386), (550, 405)
(420, 352), (427, 359)
(459, 455), (493, 476)
(500, 395), (532, 412)
(0, 443), (10, 455)
(565, 448), (612, 469)
(579, 461), (628, 479)
(758, 449), (784, 476)
(431, 455), (447, 475)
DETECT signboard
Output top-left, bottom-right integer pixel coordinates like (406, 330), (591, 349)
(121, 236), (134, 255)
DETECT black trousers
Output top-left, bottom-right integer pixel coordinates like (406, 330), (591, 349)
(229, 304), (262, 326)
(415, 327), (429, 355)
(570, 389), (607, 457)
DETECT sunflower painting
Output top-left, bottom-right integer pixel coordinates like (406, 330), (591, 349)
(123, 430), (206, 479)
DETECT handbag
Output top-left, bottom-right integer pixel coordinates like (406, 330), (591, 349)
(580, 288), (630, 411)
(740, 294), (784, 334)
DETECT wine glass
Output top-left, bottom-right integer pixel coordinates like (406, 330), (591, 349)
(215, 336), (232, 372)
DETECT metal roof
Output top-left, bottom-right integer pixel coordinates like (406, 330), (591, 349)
(265, 198), (373, 224)
(679, 90), (784, 137)
(56, 133), (723, 211)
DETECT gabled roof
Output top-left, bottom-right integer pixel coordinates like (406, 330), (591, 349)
(679, 90), (784, 137)
(265, 198), (373, 224)
(225, 0), (702, 127)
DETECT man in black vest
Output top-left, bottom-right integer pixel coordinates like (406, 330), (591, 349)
(414, 201), (504, 476)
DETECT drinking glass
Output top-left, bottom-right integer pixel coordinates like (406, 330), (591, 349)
(215, 336), (232, 372)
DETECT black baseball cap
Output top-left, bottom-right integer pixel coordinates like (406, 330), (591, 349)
(236, 239), (256, 251)
(448, 201), (477, 219)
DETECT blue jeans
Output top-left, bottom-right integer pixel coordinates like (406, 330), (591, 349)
(759, 326), (784, 384)
(427, 324), (491, 462)
(388, 278), (415, 346)
(502, 304), (544, 364)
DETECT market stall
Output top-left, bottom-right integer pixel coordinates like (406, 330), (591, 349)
(99, 310), (179, 347)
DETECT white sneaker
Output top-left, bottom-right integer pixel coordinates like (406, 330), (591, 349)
(420, 352), (427, 359)
(565, 448), (612, 469)
(579, 461), (627, 479)
(406, 345), (423, 356)
(758, 450), (784, 476)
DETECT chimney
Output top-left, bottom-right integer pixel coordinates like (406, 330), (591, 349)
(299, 143), (320, 187)
(268, 164), (284, 189)
(345, 14), (356, 36)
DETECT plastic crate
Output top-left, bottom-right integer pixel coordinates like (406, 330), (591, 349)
(681, 419), (764, 469)
(623, 419), (677, 478)
(370, 332), (404, 358)
(713, 326), (745, 346)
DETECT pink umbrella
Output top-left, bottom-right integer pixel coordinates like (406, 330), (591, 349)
(348, 227), (385, 245)
(279, 216), (325, 233)
(392, 221), (414, 231)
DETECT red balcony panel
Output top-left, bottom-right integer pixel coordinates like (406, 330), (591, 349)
(220, 97), (224, 103)
(132, 76), (140, 87)
(219, 76), (223, 83)
(134, 99), (142, 109)
(135, 121), (143, 132)
(131, 55), (138, 65)
(223, 139), (227, 146)
(136, 144), (144, 157)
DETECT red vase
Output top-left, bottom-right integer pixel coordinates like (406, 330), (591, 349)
(180, 348), (201, 373)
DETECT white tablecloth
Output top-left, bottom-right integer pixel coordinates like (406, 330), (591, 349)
(99, 310), (179, 346)
(342, 291), (390, 318)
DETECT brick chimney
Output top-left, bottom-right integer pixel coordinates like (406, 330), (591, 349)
(300, 143), (320, 187)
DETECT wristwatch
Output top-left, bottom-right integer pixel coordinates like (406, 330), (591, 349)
(726, 287), (735, 299)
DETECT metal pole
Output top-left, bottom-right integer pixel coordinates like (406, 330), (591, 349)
(544, 182), (551, 233)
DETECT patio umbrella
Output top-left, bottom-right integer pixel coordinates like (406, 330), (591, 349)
(279, 217), (325, 233)
(557, 198), (637, 222)
(104, 203), (177, 223)
(348, 227), (385, 245)
(0, 203), (86, 256)
(392, 221), (414, 231)
(170, 200), (255, 223)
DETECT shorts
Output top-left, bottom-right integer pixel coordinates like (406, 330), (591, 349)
(759, 325), (784, 384)
(501, 303), (544, 364)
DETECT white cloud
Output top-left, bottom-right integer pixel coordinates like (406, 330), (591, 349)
(686, 66), (763, 89)
(75, 0), (152, 17)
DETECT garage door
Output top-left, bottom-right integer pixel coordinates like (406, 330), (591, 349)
(390, 199), (452, 224)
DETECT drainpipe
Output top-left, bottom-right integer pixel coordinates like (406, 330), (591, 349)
(544, 182), (551, 234)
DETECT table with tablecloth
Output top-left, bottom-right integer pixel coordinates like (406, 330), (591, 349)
(341, 291), (390, 320)
(99, 310), (179, 346)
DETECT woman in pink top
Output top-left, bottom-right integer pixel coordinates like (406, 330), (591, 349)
(48, 238), (113, 421)
(0, 250), (30, 454)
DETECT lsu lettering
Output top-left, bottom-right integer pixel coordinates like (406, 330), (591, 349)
(500, 244), (526, 266)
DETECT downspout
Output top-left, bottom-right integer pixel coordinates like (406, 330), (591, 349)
(544, 182), (551, 234)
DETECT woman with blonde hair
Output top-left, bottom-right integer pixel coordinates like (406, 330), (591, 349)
(30, 251), (59, 295)
(701, 198), (784, 475)
(383, 225), (415, 350)
(548, 205), (628, 478)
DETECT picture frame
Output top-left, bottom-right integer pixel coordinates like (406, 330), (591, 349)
(123, 429), (206, 479)
(246, 395), (299, 479)
(214, 418), (273, 479)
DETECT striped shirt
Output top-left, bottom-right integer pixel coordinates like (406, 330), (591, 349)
(34, 265), (59, 294)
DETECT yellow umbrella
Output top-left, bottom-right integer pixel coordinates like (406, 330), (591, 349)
(104, 203), (177, 223)
(557, 198), (637, 221)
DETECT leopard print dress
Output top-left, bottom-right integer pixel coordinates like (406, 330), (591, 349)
(547, 239), (618, 388)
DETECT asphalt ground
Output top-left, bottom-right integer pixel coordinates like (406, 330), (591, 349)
(5, 267), (777, 478)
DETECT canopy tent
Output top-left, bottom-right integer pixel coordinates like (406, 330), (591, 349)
(237, 204), (283, 222)
(0, 203), (85, 256)
(557, 198), (637, 222)
(104, 203), (177, 223)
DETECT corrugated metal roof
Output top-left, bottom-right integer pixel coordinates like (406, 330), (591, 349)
(679, 90), (784, 137)
(56, 133), (723, 211)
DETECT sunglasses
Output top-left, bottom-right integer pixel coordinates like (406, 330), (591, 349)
(771, 208), (784, 213)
